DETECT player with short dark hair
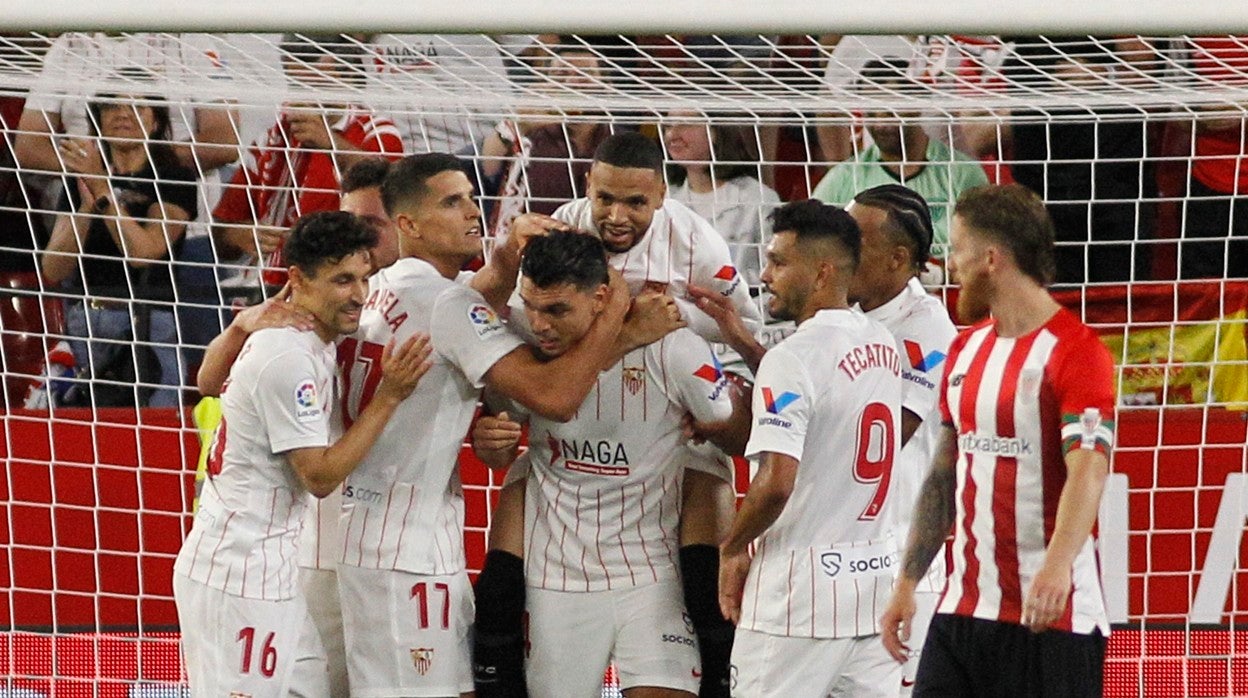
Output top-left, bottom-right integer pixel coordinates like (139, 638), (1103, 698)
(333, 153), (681, 697)
(474, 230), (735, 698)
(714, 199), (905, 696)
(880, 183), (1114, 697)
(473, 132), (762, 698)
(173, 210), (430, 698)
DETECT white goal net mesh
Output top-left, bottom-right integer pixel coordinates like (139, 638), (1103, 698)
(0, 32), (1244, 696)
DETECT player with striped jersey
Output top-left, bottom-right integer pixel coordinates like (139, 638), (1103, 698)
(845, 185), (957, 695)
(714, 200), (904, 697)
(173, 212), (430, 698)
(473, 133), (760, 698)
(881, 184), (1114, 697)
(333, 153), (679, 698)
(473, 231), (736, 697)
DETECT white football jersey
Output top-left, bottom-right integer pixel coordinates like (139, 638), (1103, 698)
(174, 327), (337, 600)
(335, 258), (522, 575)
(740, 309), (904, 639)
(862, 277), (957, 593)
(364, 34), (511, 154)
(521, 329), (734, 592)
(551, 197), (763, 344)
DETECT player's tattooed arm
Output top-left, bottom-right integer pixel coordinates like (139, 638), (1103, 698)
(900, 424), (958, 584)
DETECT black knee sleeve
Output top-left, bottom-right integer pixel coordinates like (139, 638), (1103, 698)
(473, 550), (528, 698)
(681, 544), (735, 698)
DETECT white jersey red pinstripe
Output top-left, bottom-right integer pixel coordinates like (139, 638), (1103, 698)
(174, 327), (337, 600)
(335, 258), (522, 575)
(863, 277), (957, 593)
(520, 329), (734, 592)
(740, 309), (904, 639)
(936, 308), (1115, 635)
(551, 197), (763, 344)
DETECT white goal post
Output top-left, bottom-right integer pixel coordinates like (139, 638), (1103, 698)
(0, 30), (1245, 697)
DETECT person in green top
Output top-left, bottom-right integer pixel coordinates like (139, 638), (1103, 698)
(812, 58), (988, 264)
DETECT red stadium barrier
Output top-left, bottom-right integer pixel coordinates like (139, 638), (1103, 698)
(0, 405), (1245, 695)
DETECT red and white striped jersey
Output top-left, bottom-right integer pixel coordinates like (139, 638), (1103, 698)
(521, 329), (734, 592)
(739, 309), (904, 639)
(174, 327), (337, 600)
(335, 258), (522, 575)
(552, 198), (763, 344)
(213, 107), (403, 283)
(863, 277), (958, 593)
(936, 308), (1115, 635)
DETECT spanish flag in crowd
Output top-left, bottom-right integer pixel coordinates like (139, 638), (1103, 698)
(1052, 281), (1248, 408)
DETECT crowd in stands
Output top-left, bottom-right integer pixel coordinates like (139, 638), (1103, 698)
(0, 32), (1246, 406)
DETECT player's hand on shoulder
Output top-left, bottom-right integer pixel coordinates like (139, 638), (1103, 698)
(235, 282), (316, 334)
(471, 410), (523, 469)
(375, 334), (434, 403)
(1023, 560), (1072, 633)
(620, 290), (686, 351)
(879, 583), (918, 663)
(688, 283), (749, 341)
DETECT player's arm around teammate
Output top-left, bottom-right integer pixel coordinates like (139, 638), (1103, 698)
(287, 334), (431, 497)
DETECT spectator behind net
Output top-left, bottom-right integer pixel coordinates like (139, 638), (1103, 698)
(41, 77), (199, 407)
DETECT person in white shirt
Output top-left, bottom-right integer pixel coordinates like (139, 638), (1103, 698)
(172, 211), (429, 698)
(473, 133), (761, 698)
(473, 231), (737, 698)
(364, 34), (512, 155)
(15, 33), (239, 176)
(845, 184), (957, 695)
(664, 111), (782, 289)
(693, 200), (906, 697)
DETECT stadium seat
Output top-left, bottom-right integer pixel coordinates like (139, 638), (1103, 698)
(0, 270), (66, 407)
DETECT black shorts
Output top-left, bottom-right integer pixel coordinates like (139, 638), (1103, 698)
(913, 613), (1107, 698)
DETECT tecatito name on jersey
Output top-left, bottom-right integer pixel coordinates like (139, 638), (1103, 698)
(520, 329), (734, 592)
(175, 327), (337, 600)
(741, 309), (904, 639)
(937, 308), (1115, 635)
(335, 257), (522, 575)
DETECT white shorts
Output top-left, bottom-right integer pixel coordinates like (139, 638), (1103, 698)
(174, 572), (328, 698)
(301, 567), (349, 698)
(731, 628), (899, 698)
(899, 590), (940, 696)
(337, 566), (474, 697)
(526, 580), (700, 698)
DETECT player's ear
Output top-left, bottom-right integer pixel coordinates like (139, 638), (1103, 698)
(288, 264), (309, 293)
(592, 283), (609, 312)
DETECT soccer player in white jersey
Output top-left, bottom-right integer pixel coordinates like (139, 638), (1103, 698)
(333, 152), (681, 698)
(173, 211), (430, 698)
(473, 132), (762, 698)
(880, 184), (1115, 696)
(193, 158), (402, 697)
(473, 231), (737, 698)
(846, 184), (957, 695)
(716, 200), (905, 697)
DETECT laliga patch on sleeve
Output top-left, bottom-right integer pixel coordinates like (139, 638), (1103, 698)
(467, 303), (506, 339)
(294, 379), (321, 423)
